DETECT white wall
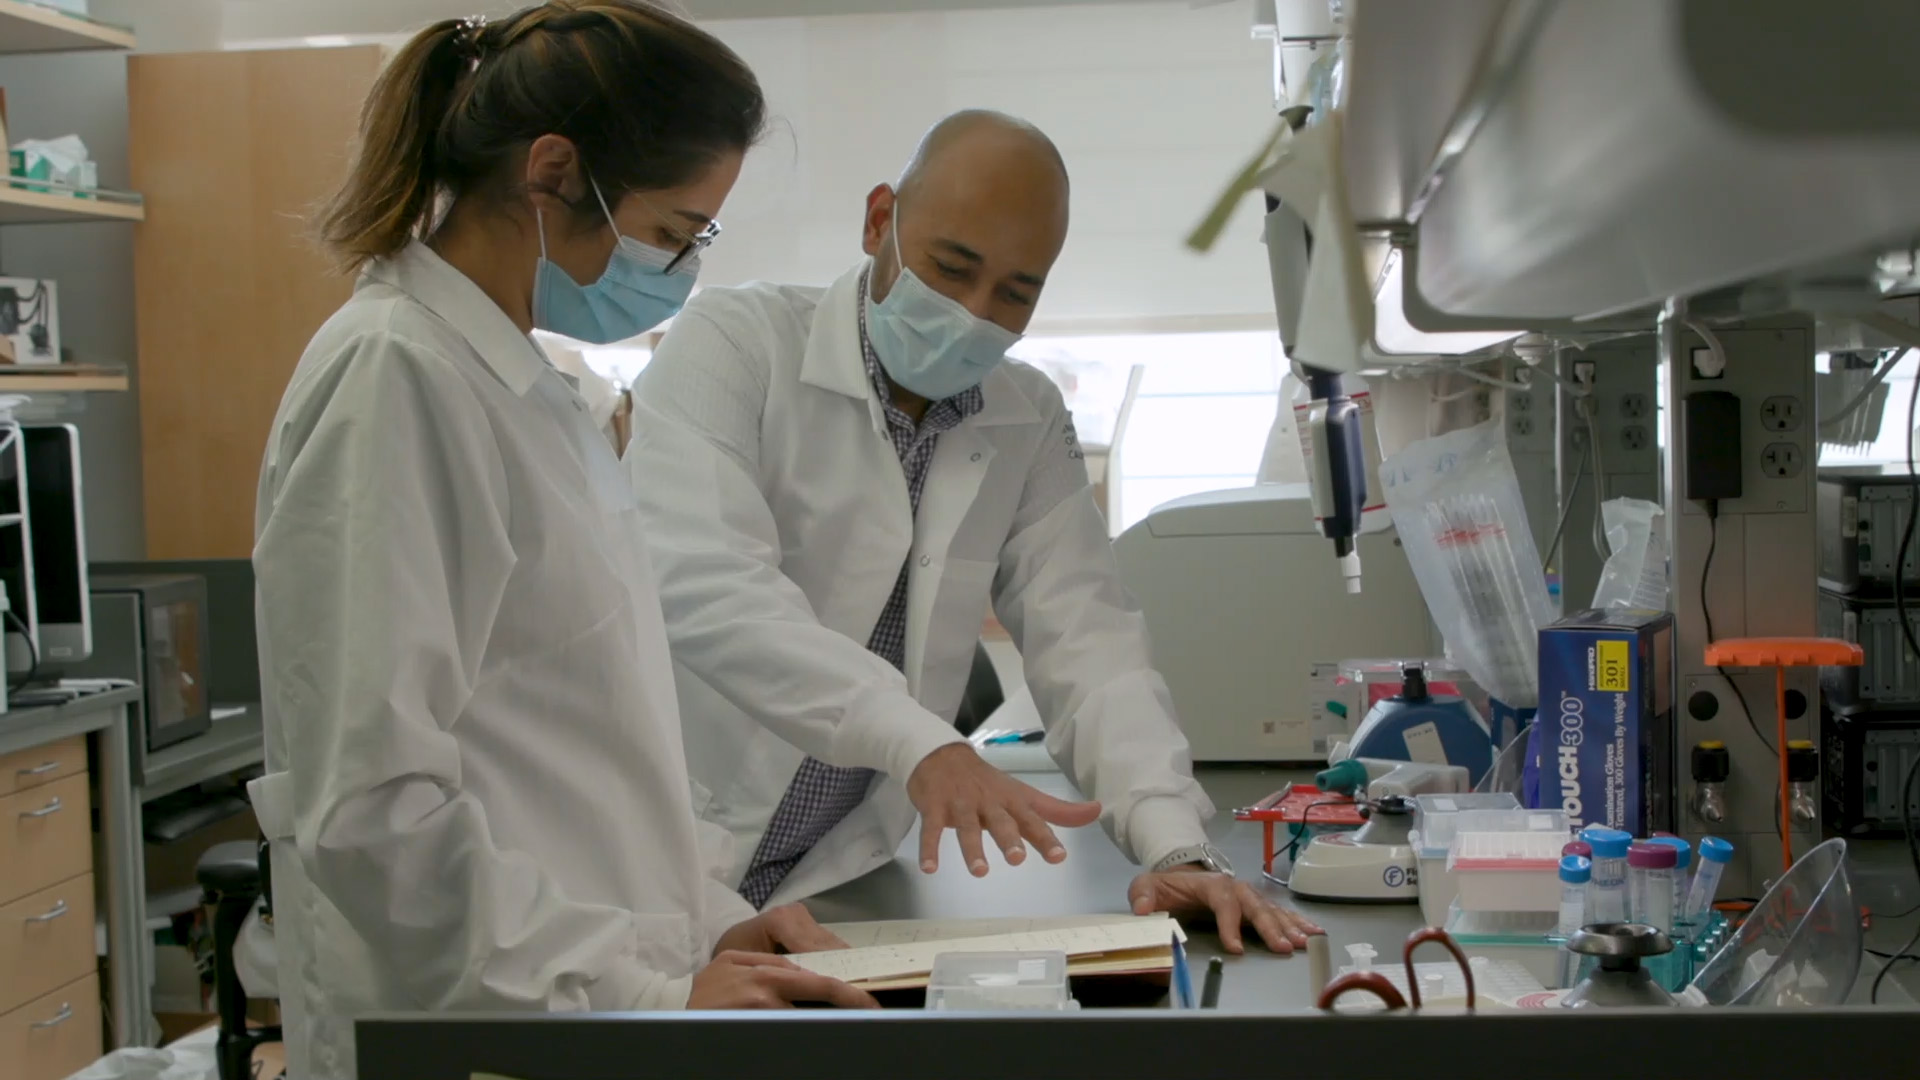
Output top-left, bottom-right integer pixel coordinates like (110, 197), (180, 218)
(699, 2), (1280, 326)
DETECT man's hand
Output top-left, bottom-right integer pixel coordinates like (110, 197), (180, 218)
(905, 744), (1101, 876)
(713, 903), (850, 957)
(688, 951), (881, 1009)
(1127, 869), (1322, 955)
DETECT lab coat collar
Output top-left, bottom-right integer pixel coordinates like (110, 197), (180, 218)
(365, 240), (550, 397)
(801, 261), (1039, 430)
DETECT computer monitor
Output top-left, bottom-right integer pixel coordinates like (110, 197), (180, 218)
(18, 423), (89, 669)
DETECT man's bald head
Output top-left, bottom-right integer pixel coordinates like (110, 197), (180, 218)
(895, 110), (1069, 204)
(864, 110), (1071, 338)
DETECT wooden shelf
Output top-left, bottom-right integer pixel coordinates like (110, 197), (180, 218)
(0, 1), (134, 53)
(0, 365), (127, 391)
(0, 185), (143, 224)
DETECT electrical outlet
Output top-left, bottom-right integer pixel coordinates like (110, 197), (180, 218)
(1511, 414), (1535, 438)
(1760, 395), (1802, 432)
(1620, 393), (1650, 420)
(1511, 392), (1533, 413)
(1622, 425), (1650, 451)
(1761, 441), (1804, 479)
(1571, 425), (1589, 449)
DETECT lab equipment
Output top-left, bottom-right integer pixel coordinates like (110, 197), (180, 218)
(1691, 838), (1860, 1007)
(1286, 794), (1419, 904)
(1305, 936), (1330, 1000)
(1298, 365), (1369, 594)
(1318, 928), (1477, 1013)
(1410, 792), (1522, 926)
(1690, 741), (1731, 824)
(1786, 740), (1819, 829)
(1820, 705), (1920, 834)
(1531, 609), (1676, 835)
(1589, 498), (1669, 612)
(1322, 657), (1493, 761)
(1583, 828), (1631, 924)
(1448, 824), (1568, 913)
(925, 952), (1074, 1012)
(1703, 638), (1862, 869)
(1557, 855), (1590, 988)
(1561, 924), (1678, 1008)
(1626, 842), (1676, 933)
(1346, 664), (1495, 788)
(1379, 419), (1553, 709)
(1443, 908), (1562, 989)
(0, 275), (59, 366)
(1817, 468), (1920, 595)
(1112, 484), (1435, 762)
(1328, 956), (1543, 1013)
(1234, 783), (1365, 883)
(1816, 590), (1920, 709)
(1316, 755), (1470, 800)
(1683, 836), (1734, 926)
(1646, 836), (1691, 931)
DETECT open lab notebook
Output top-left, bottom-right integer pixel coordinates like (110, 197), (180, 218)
(790, 913), (1184, 991)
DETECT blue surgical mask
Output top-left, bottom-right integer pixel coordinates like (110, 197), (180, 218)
(532, 180), (696, 345)
(865, 200), (1021, 401)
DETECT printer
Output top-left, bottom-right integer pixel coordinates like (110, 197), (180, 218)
(1113, 484), (1437, 763)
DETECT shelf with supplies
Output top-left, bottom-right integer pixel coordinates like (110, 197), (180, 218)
(0, 364), (126, 391)
(0, 1), (134, 54)
(0, 182), (144, 225)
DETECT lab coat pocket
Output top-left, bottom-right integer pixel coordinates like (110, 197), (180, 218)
(918, 557), (998, 715)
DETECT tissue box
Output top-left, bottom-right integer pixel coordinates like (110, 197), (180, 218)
(1529, 609), (1675, 835)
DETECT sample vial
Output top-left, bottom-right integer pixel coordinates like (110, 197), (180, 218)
(1582, 828), (1631, 923)
(1647, 836), (1692, 933)
(1558, 854), (1591, 988)
(1684, 836), (1734, 925)
(1561, 840), (1592, 860)
(1627, 842), (1677, 932)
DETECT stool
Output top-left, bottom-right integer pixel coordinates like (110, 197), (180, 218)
(195, 839), (278, 1080)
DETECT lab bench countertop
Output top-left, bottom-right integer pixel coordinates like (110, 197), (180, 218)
(0, 684), (141, 756)
(806, 765), (1920, 1010)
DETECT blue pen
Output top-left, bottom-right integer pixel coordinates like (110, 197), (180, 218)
(1171, 934), (1194, 1009)
(985, 730), (1044, 745)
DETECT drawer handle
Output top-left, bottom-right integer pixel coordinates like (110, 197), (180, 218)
(18, 795), (62, 819)
(29, 1003), (73, 1029)
(25, 899), (69, 923)
(15, 761), (60, 777)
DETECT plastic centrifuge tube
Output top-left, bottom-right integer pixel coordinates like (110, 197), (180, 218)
(1647, 836), (1692, 931)
(1684, 837), (1734, 926)
(1582, 828), (1631, 923)
(1627, 842), (1676, 933)
(1558, 855), (1591, 987)
(1562, 840), (1592, 860)
(1346, 943), (1376, 973)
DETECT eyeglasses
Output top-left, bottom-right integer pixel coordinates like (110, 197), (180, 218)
(635, 193), (722, 276)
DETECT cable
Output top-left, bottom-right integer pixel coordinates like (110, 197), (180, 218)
(1442, 362), (1534, 393)
(1540, 436), (1591, 572)
(1585, 405), (1609, 561)
(1700, 503), (1771, 755)
(4, 608), (36, 694)
(1871, 365), (1920, 1005)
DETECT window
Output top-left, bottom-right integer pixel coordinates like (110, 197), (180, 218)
(1817, 349), (1919, 469)
(1010, 329), (1284, 535)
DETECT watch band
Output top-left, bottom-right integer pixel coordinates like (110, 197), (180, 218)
(1151, 843), (1233, 877)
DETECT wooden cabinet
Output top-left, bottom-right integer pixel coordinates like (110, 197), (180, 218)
(0, 974), (102, 1080)
(0, 736), (98, 1079)
(129, 46), (384, 558)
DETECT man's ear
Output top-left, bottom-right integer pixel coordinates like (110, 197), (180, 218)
(860, 183), (896, 258)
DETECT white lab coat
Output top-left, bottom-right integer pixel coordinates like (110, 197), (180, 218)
(247, 242), (754, 1080)
(624, 263), (1213, 908)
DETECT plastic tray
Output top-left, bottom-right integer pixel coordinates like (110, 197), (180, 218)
(1447, 831), (1567, 911)
(925, 951), (1074, 1012)
(1412, 792), (1522, 857)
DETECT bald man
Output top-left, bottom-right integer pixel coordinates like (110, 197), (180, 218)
(625, 112), (1318, 952)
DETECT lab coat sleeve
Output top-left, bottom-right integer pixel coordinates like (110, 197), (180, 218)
(626, 307), (965, 782)
(256, 331), (694, 1013)
(696, 817), (758, 946)
(992, 404), (1215, 869)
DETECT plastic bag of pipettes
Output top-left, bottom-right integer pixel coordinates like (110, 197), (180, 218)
(1590, 498), (1670, 612)
(1379, 419), (1553, 709)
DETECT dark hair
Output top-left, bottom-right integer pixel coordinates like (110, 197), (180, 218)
(317, 0), (766, 271)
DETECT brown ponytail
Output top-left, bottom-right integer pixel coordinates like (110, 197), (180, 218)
(316, 1), (766, 272)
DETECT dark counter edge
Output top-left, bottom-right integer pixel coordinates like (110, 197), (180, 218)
(355, 1006), (1920, 1080)
(0, 685), (142, 757)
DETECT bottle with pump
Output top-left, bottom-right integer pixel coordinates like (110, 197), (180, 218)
(1691, 741), (1731, 824)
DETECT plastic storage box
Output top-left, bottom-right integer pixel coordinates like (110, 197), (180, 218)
(1448, 830), (1568, 911)
(1411, 793), (1522, 926)
(1444, 907), (1562, 988)
(925, 952), (1075, 1011)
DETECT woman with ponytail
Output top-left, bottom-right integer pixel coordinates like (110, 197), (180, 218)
(252, 5), (873, 1075)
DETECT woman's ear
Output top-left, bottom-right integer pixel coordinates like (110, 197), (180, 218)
(524, 134), (586, 206)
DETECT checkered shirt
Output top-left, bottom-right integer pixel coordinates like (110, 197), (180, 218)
(738, 271), (985, 907)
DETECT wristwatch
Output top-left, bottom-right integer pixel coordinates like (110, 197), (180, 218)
(1150, 843), (1234, 877)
